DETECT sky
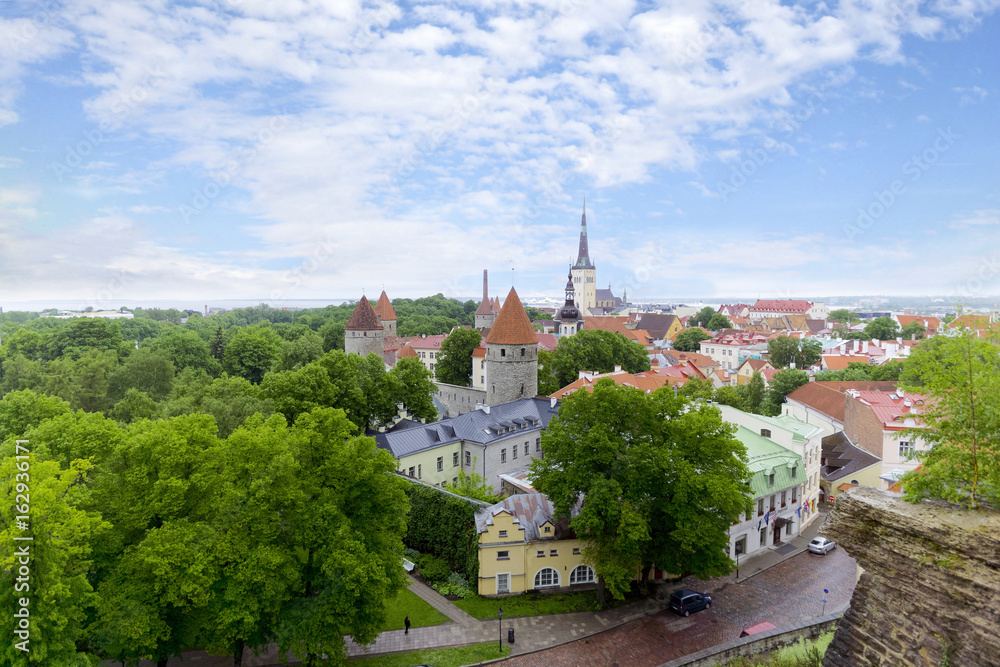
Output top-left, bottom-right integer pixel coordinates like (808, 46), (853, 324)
(1, 0), (999, 309)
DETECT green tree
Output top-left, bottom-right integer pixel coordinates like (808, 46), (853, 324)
(0, 354), (46, 396)
(261, 363), (337, 425)
(677, 376), (714, 400)
(110, 388), (161, 424)
(0, 389), (72, 442)
(170, 375), (275, 439)
(690, 307), (717, 329)
(743, 371), (766, 413)
(828, 309), (861, 323)
(713, 385), (744, 409)
(672, 328), (711, 352)
(108, 347), (176, 402)
(46, 317), (125, 361)
(388, 357), (437, 422)
(443, 466), (502, 504)
(899, 329), (1000, 509)
(799, 339), (822, 367)
(536, 349), (561, 396)
(767, 335), (800, 368)
(434, 327), (482, 387)
(549, 329), (650, 388)
(44, 349), (119, 412)
(765, 369), (809, 411)
(278, 408), (410, 666)
(900, 320), (927, 340)
(706, 313), (732, 330)
(210, 326), (227, 362)
(1, 327), (48, 359)
(224, 326), (282, 384)
(148, 328), (221, 376)
(120, 318), (164, 344)
(318, 321), (345, 353)
(0, 458), (110, 666)
(864, 316), (900, 341)
(530, 380), (750, 606)
(272, 330), (324, 372)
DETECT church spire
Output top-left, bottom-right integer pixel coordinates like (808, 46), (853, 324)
(574, 199), (594, 270)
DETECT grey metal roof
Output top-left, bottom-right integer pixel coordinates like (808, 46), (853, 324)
(475, 492), (578, 541)
(821, 431), (881, 481)
(373, 397), (560, 459)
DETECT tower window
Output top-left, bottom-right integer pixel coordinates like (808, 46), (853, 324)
(521, 348), (525, 357)
(501, 349), (506, 357)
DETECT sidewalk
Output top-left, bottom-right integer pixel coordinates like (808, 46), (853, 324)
(730, 510), (829, 584)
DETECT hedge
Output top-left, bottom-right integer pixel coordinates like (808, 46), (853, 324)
(403, 482), (480, 578)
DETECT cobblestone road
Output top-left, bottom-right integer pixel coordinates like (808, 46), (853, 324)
(492, 546), (857, 667)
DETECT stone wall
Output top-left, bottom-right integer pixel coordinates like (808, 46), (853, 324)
(435, 382), (486, 418)
(344, 328), (383, 358)
(485, 342), (538, 406)
(821, 487), (1000, 667)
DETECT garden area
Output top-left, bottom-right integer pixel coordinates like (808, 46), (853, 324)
(349, 642), (509, 666)
(380, 584), (449, 632)
(723, 631), (833, 667)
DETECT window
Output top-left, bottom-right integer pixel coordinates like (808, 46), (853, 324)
(791, 466), (797, 478)
(760, 526), (767, 547)
(521, 348), (525, 357)
(850, 479), (859, 486)
(780, 490), (787, 506)
(437, 456), (443, 472)
(501, 448), (506, 463)
(417, 464), (421, 479)
(899, 441), (914, 459)
(497, 550), (509, 560)
(570, 565), (595, 585)
(465, 451), (471, 466)
(550, 549), (558, 557)
(533, 567), (559, 588)
(536, 550), (545, 557)
(760, 428), (772, 438)
(536, 438), (541, 451)
(757, 498), (764, 515)
(501, 349), (506, 357)
(408, 466), (415, 477)
(498, 531), (508, 538)
(497, 572), (510, 593)
(525, 444), (530, 457)
(513, 446), (518, 459)
(572, 547), (581, 555)
(544, 526), (551, 534)
(453, 452), (459, 467)
(769, 495), (776, 511)
(453, 477), (458, 485)
(768, 473), (775, 487)
(792, 487), (798, 502)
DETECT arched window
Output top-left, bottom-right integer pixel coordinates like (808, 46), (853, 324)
(533, 567), (559, 588)
(569, 565), (595, 585)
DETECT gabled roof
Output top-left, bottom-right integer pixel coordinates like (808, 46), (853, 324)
(896, 315), (940, 331)
(739, 358), (774, 372)
(732, 426), (803, 498)
(821, 432), (881, 482)
(751, 299), (813, 314)
(407, 334), (448, 350)
(822, 355), (870, 370)
(636, 313), (680, 339)
(396, 343), (418, 359)
(475, 298), (495, 316)
(550, 371), (672, 399)
(374, 397), (560, 459)
(485, 288), (538, 345)
(345, 296), (383, 331)
(848, 389), (927, 429)
(535, 332), (558, 352)
(374, 290), (396, 321)
(475, 492), (579, 541)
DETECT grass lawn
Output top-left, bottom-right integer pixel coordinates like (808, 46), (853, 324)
(454, 588), (632, 620)
(723, 631), (834, 666)
(349, 642), (510, 666)
(381, 585), (449, 632)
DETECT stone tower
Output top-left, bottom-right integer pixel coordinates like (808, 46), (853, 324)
(484, 287), (538, 405)
(553, 267), (584, 336)
(344, 295), (384, 357)
(570, 201), (596, 316)
(374, 290), (397, 336)
(474, 269), (497, 330)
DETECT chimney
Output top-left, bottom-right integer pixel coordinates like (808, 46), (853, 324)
(483, 269), (488, 303)
(204, 304), (208, 317)
(614, 365), (622, 373)
(550, 396), (558, 409)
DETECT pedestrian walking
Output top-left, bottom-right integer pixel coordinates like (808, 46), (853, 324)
(404, 616), (410, 635)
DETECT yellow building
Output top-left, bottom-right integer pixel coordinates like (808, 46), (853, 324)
(475, 494), (595, 596)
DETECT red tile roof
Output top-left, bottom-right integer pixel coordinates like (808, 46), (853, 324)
(374, 290), (396, 321)
(551, 371), (671, 399)
(345, 296), (382, 330)
(784, 381), (898, 423)
(484, 288), (538, 345)
(407, 334), (448, 349)
(535, 332), (559, 351)
(751, 299), (812, 314)
(396, 344), (418, 359)
(850, 390), (927, 429)
(896, 315), (940, 332)
(822, 355), (870, 371)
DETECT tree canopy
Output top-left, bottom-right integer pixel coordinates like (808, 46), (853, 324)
(706, 313), (732, 330)
(530, 380), (751, 605)
(434, 327), (482, 387)
(672, 328), (711, 352)
(544, 329), (650, 389)
(689, 307), (718, 329)
(864, 316), (901, 341)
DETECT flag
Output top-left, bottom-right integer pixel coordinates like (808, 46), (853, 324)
(757, 519), (761, 531)
(764, 510), (770, 526)
(796, 506), (801, 518)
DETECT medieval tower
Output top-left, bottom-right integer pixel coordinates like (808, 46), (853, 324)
(484, 287), (538, 405)
(570, 202), (597, 316)
(474, 269), (498, 330)
(344, 295), (384, 357)
(374, 290), (397, 336)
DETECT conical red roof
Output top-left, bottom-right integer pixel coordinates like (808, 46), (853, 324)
(484, 288), (537, 345)
(374, 290), (396, 321)
(397, 343), (417, 359)
(345, 296), (382, 330)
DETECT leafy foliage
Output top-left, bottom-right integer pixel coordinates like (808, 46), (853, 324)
(673, 328), (711, 352)
(435, 327), (482, 387)
(403, 482), (480, 578)
(547, 329), (650, 388)
(690, 307), (718, 329)
(706, 313), (732, 330)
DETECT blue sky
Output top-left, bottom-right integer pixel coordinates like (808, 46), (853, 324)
(1, 0), (998, 308)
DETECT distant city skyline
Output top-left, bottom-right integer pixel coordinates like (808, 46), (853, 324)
(1, 1), (998, 304)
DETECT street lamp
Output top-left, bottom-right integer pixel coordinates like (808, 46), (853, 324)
(822, 589), (828, 615)
(498, 606), (503, 654)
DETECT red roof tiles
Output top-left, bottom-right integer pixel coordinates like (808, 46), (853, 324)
(484, 288), (538, 345)
(345, 296), (382, 331)
(374, 290), (396, 321)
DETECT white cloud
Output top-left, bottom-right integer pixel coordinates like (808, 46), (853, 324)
(950, 209), (1000, 228)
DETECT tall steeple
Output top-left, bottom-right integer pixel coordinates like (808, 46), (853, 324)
(574, 199), (594, 270)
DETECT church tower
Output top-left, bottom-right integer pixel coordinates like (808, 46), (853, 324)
(570, 201), (597, 316)
(553, 267), (584, 336)
(484, 288), (538, 405)
(344, 295), (384, 357)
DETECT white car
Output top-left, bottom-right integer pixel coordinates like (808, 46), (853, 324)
(808, 537), (836, 555)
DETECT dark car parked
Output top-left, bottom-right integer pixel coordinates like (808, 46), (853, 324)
(669, 588), (712, 616)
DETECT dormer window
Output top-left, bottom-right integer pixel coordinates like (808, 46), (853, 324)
(544, 526), (551, 534)
(499, 530), (507, 538)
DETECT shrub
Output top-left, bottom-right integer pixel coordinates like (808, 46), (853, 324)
(433, 571), (476, 598)
(416, 554), (451, 584)
(403, 547), (420, 560)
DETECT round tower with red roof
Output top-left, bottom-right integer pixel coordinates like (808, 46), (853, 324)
(484, 287), (538, 405)
(344, 295), (384, 358)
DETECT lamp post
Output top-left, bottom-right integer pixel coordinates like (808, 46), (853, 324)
(498, 606), (503, 654)
(822, 589), (828, 615)
(736, 548), (740, 580)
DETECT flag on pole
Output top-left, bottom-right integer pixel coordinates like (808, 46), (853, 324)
(796, 506), (801, 518)
(764, 510), (770, 526)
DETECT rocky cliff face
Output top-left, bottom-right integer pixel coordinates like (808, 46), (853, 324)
(821, 487), (1000, 667)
